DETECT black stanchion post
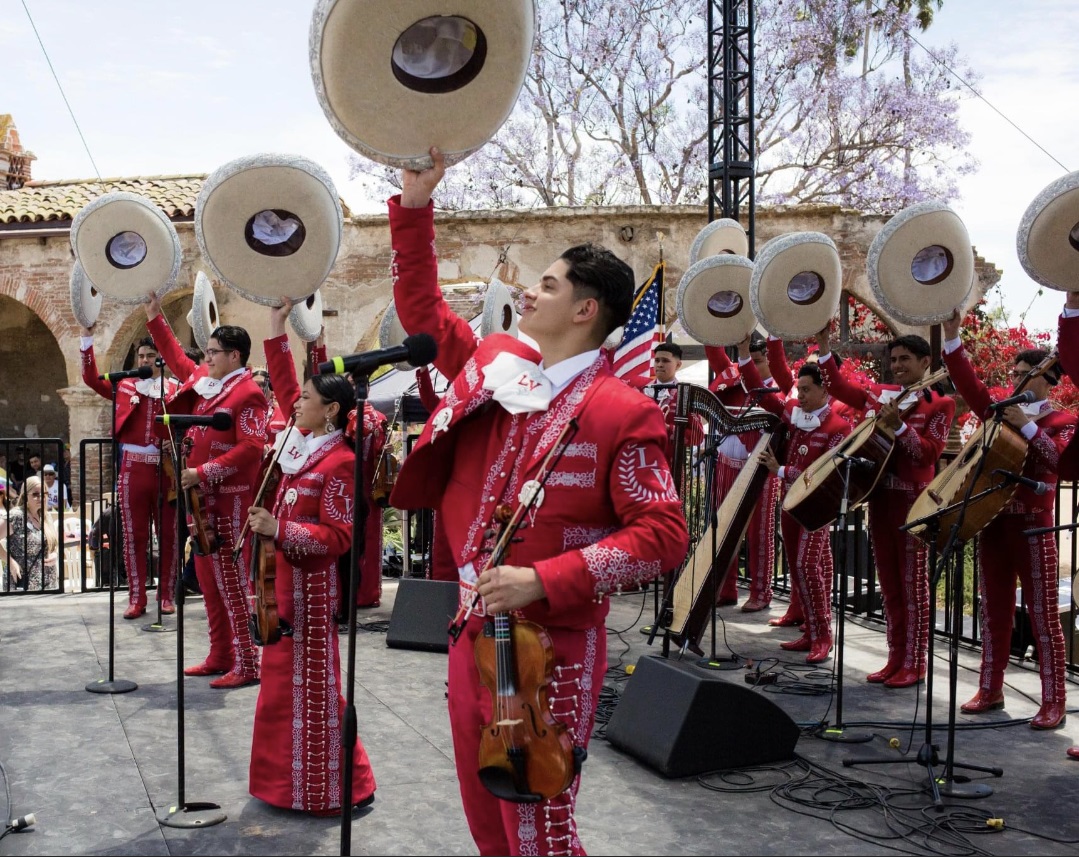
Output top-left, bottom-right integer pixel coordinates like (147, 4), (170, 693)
(144, 361), (173, 634)
(86, 383), (137, 695)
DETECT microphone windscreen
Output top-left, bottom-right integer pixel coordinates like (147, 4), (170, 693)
(404, 333), (438, 368)
(211, 411), (233, 431)
(136, 366), (154, 379)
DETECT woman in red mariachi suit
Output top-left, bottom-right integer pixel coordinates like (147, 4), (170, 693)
(942, 311), (1075, 730)
(245, 323), (376, 816)
(742, 350), (851, 663)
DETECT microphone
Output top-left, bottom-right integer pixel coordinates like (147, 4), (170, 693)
(99, 366), (154, 382)
(993, 469), (1051, 496)
(988, 390), (1037, 411)
(155, 412), (233, 431)
(319, 333), (438, 376)
(748, 387), (780, 395)
(836, 452), (875, 469)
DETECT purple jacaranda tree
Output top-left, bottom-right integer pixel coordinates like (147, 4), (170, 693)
(348, 0), (975, 214)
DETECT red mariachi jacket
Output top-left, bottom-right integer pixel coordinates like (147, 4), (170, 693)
(81, 346), (179, 445)
(147, 314), (267, 490)
(944, 342), (1076, 515)
(818, 354), (954, 490)
(386, 196), (689, 630)
(1057, 313), (1079, 479)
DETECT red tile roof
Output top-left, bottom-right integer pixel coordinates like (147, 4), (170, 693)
(0, 175), (205, 225)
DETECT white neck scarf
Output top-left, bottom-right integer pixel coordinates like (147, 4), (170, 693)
(790, 405), (822, 432)
(482, 352), (553, 415)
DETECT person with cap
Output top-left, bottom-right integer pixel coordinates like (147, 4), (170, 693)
(815, 327), (955, 689)
(145, 293), (268, 689)
(743, 346), (850, 663)
(244, 302), (377, 816)
(41, 465), (71, 513)
(703, 333), (792, 612)
(388, 148), (688, 856)
(941, 310), (1074, 730)
(81, 329), (179, 619)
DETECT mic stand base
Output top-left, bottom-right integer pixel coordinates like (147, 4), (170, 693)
(817, 727), (872, 745)
(937, 779), (994, 800)
(844, 742), (946, 808)
(158, 801), (227, 829)
(141, 621), (174, 633)
(696, 654), (741, 672)
(85, 678), (137, 694)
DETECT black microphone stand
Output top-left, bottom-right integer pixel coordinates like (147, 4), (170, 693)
(144, 359), (173, 635)
(158, 428), (226, 829)
(341, 369), (372, 856)
(86, 378), (137, 695)
(844, 418), (1005, 804)
(818, 455), (871, 744)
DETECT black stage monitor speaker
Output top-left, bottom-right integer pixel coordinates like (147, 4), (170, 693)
(386, 578), (459, 653)
(606, 655), (800, 777)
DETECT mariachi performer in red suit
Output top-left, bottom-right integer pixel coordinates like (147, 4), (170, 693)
(645, 342), (705, 465)
(80, 329), (180, 619)
(245, 304), (377, 816)
(262, 306), (389, 608)
(704, 335), (792, 612)
(145, 293), (267, 688)
(744, 351), (851, 663)
(815, 328), (955, 688)
(942, 310), (1074, 730)
(1058, 292), (1079, 757)
(415, 365), (459, 583)
(389, 148), (688, 856)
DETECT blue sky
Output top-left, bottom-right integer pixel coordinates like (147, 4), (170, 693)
(3, 0), (1077, 334)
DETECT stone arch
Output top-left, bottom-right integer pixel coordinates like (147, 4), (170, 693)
(0, 293), (71, 440)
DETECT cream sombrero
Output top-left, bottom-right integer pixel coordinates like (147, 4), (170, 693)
(378, 300), (415, 371)
(676, 255), (756, 347)
(289, 290), (324, 342)
(69, 261), (103, 329)
(310, 0), (535, 169)
(688, 218), (749, 266)
(69, 192), (182, 304)
(1017, 171), (1079, 292)
(479, 275), (519, 338)
(195, 153), (343, 307)
(186, 271), (220, 351)
(750, 233), (842, 340)
(868, 201), (975, 324)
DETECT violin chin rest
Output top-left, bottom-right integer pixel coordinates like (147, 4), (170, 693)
(477, 766), (545, 804)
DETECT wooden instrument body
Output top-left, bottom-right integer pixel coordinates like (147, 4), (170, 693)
(782, 418), (896, 532)
(906, 420), (1028, 550)
(180, 438), (218, 557)
(475, 615), (577, 803)
(160, 450), (179, 505)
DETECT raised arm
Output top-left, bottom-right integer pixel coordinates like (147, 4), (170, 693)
(738, 342), (784, 417)
(766, 337), (794, 395)
(815, 328), (871, 410)
(145, 292), (196, 382)
(79, 328), (116, 400)
(264, 302), (302, 414)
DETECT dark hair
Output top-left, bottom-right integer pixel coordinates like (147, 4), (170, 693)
(251, 367), (272, 391)
(558, 243), (635, 340)
(210, 325), (252, 365)
(310, 373), (356, 436)
(887, 335), (931, 360)
(1015, 348), (1060, 385)
(136, 336), (157, 352)
(748, 333), (767, 354)
(655, 342), (683, 360)
(798, 362), (824, 387)
(183, 346), (203, 365)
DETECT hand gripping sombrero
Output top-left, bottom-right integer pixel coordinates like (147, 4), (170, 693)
(195, 153), (343, 307)
(289, 290), (324, 342)
(309, 0), (535, 170)
(868, 201), (975, 324)
(69, 261), (103, 329)
(1017, 171), (1079, 292)
(378, 300), (415, 371)
(750, 233), (842, 340)
(69, 192), (182, 305)
(479, 275), (519, 338)
(186, 271), (220, 351)
(688, 218), (749, 267)
(676, 255), (756, 346)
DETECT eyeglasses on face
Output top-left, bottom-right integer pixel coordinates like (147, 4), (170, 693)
(28, 491), (41, 498)
(203, 347), (237, 358)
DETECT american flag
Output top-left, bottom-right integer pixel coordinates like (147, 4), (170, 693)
(610, 262), (665, 388)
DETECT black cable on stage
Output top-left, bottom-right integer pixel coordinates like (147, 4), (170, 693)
(0, 760), (36, 841)
(340, 620), (390, 635)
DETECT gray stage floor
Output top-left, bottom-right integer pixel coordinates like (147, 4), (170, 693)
(2, 581), (1079, 856)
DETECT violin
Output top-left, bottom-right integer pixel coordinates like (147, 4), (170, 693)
(468, 420), (583, 803)
(180, 436), (218, 557)
(160, 450), (179, 505)
(238, 415), (297, 646)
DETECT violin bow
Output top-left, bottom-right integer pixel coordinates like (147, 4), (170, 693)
(233, 412), (299, 560)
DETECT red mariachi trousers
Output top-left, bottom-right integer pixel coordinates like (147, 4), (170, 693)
(358, 496), (383, 606)
(868, 484), (929, 675)
(117, 452), (176, 610)
(976, 508), (1066, 706)
(448, 612), (602, 857)
(714, 455), (779, 604)
(779, 512), (833, 647)
(194, 490), (259, 678)
(429, 512), (458, 582)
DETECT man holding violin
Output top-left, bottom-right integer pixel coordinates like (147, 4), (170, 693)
(145, 294), (268, 689)
(388, 147), (688, 856)
(80, 328), (179, 619)
(942, 310), (1075, 730)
